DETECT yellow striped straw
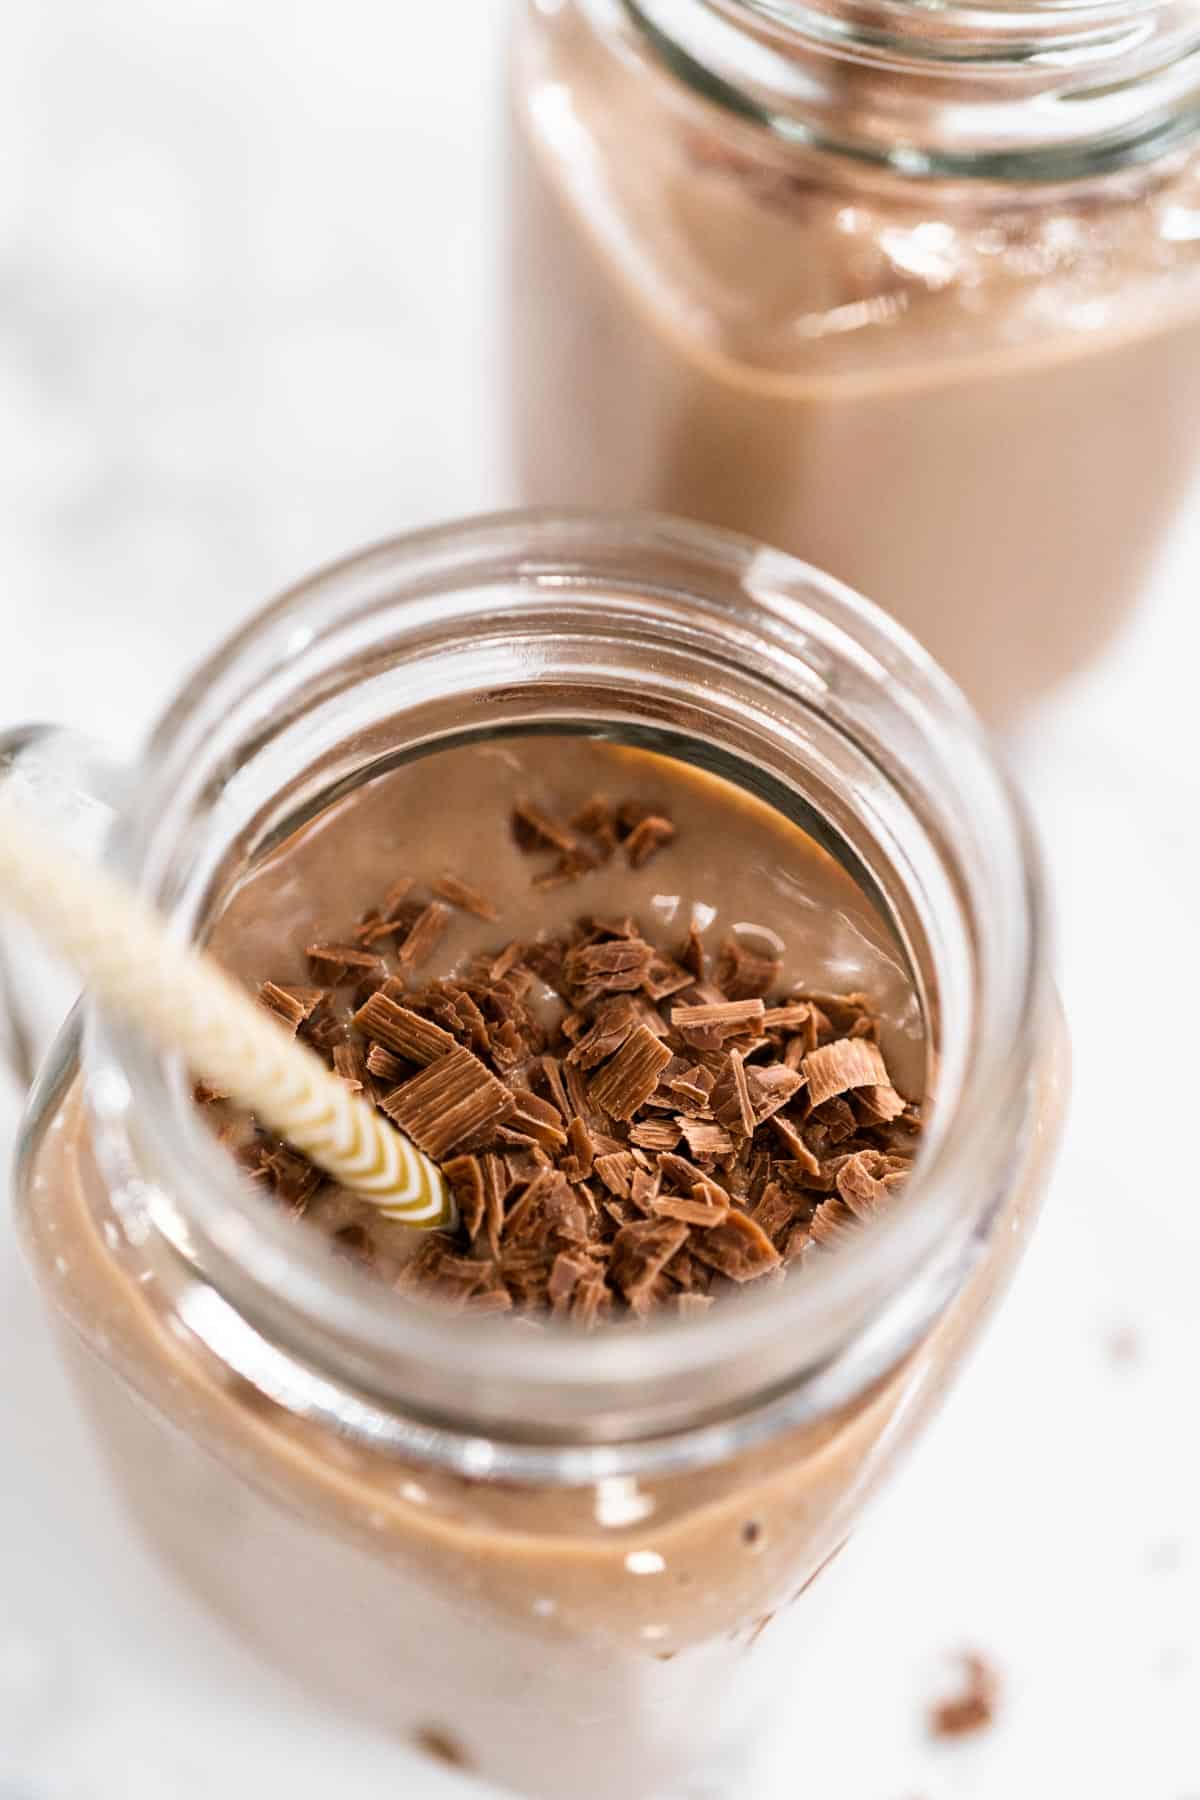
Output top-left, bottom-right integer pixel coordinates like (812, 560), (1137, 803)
(0, 796), (453, 1229)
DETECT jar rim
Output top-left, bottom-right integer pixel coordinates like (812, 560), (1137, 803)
(86, 508), (1053, 1482)
(594, 0), (1200, 180)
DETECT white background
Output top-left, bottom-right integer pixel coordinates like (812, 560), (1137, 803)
(1, 4), (1199, 1796)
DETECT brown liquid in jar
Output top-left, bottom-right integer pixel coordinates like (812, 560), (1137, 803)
(508, 8), (1200, 719)
(19, 739), (1063, 1798)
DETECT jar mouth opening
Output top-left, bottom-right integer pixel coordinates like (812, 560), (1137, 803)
(87, 509), (1050, 1478)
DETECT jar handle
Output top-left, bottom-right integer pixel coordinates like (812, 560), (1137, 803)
(0, 725), (129, 1089)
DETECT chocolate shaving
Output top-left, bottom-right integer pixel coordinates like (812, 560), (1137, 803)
(624, 814), (676, 868)
(803, 1037), (890, 1107)
(629, 1166), (661, 1212)
(548, 1249), (594, 1312)
(712, 1061), (805, 1131)
(679, 924), (706, 981)
(689, 1209), (781, 1282)
(353, 992), (457, 1064)
(677, 1118), (735, 1159)
(641, 953), (695, 1002)
(563, 938), (655, 1001)
(750, 1180), (796, 1243)
(594, 1150), (637, 1199)
(651, 1189), (730, 1227)
(357, 910), (418, 946)
(258, 981), (326, 1034)
(747, 1064), (806, 1122)
(513, 802), (579, 856)
(306, 942), (384, 977)
(807, 1197), (859, 1249)
(727, 1049), (756, 1136)
(539, 1055), (572, 1119)
(480, 1152), (507, 1259)
(487, 941), (525, 982)
(331, 1040), (367, 1092)
(508, 1089), (568, 1152)
(761, 1002), (813, 1031)
(382, 1047), (515, 1161)
(395, 902), (452, 972)
(563, 1115), (595, 1181)
(443, 1153), (486, 1241)
(770, 1114), (821, 1175)
(716, 939), (782, 1001)
(589, 1025), (673, 1122)
(365, 1043), (406, 1082)
(854, 1083), (908, 1126)
(800, 991), (878, 1038)
(610, 1219), (689, 1305)
(255, 1144), (322, 1212)
(431, 874), (498, 920)
(566, 995), (640, 1069)
(629, 1118), (682, 1152)
(671, 998), (765, 1047)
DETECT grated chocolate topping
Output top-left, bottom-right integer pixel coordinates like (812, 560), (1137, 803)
(207, 789), (922, 1322)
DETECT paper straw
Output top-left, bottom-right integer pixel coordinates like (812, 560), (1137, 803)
(0, 796), (453, 1228)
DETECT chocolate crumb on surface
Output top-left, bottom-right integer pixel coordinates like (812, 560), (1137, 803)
(928, 1652), (1000, 1740)
(209, 785), (921, 1323)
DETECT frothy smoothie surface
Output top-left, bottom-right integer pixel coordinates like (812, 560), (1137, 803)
(202, 736), (925, 1315)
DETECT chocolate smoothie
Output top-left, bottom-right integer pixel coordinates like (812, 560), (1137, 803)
(18, 739), (1064, 1797)
(509, 5), (1200, 719)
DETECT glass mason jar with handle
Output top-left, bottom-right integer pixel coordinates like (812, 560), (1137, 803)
(508, 0), (1200, 720)
(2, 512), (1065, 1799)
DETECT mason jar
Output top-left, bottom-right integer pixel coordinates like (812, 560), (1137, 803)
(2, 512), (1065, 1798)
(507, 0), (1200, 719)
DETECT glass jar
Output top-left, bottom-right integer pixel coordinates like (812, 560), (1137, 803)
(3, 512), (1065, 1799)
(507, 0), (1200, 720)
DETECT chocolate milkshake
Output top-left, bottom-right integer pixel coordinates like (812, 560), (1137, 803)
(200, 738), (926, 1311)
(508, 2), (1200, 718)
(17, 736), (1065, 1798)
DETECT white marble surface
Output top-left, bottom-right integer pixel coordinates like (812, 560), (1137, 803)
(2, 4), (1199, 1796)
